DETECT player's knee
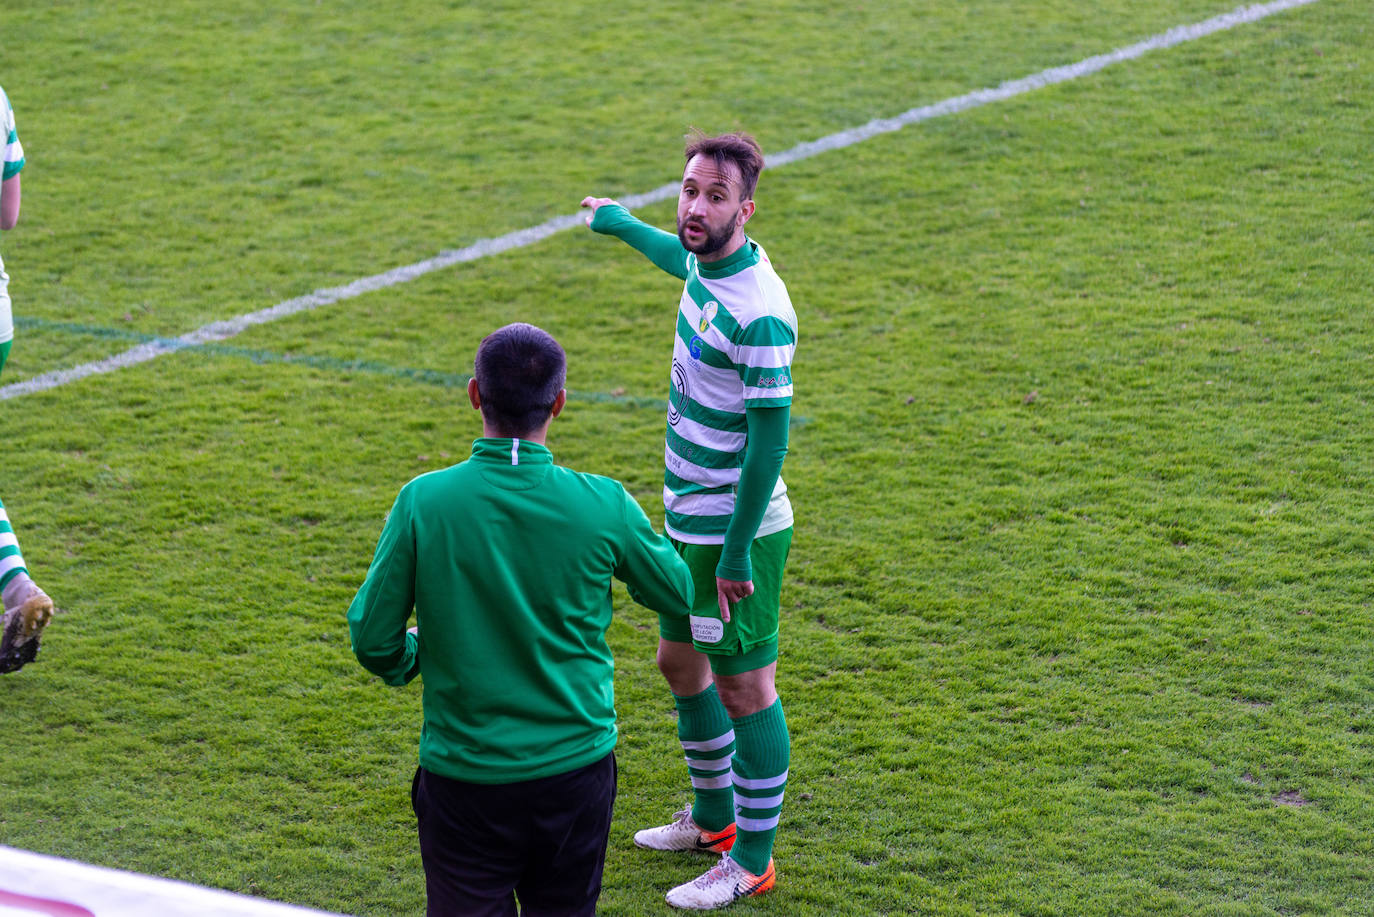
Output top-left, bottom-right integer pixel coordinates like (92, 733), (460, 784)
(715, 684), (775, 718)
(656, 643), (711, 695)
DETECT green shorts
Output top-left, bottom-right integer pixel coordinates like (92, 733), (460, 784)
(659, 527), (792, 676)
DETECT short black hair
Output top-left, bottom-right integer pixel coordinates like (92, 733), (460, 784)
(473, 323), (567, 436)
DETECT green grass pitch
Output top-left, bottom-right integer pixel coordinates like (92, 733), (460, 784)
(1, 1), (1371, 914)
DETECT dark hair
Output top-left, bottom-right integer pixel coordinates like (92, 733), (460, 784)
(473, 323), (567, 436)
(684, 130), (764, 201)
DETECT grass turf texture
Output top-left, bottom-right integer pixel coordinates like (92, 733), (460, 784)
(2, 0), (1372, 914)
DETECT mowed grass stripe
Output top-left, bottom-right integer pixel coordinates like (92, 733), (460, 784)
(0, 0), (1320, 403)
(0, 1), (1366, 914)
(10, 317), (669, 410)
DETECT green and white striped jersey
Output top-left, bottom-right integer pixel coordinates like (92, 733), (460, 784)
(666, 239), (797, 544)
(0, 86), (21, 184)
(0, 84), (23, 344)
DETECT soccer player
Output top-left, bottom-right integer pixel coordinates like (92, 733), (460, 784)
(0, 83), (54, 675)
(580, 131), (796, 910)
(348, 322), (695, 917)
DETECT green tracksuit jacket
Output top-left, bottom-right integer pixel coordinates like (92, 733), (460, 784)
(348, 437), (694, 784)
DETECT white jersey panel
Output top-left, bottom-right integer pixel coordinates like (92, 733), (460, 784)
(663, 241), (797, 543)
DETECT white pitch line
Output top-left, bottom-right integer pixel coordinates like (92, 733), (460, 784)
(0, 0), (1320, 401)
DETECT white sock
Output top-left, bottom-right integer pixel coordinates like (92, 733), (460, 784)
(2, 572), (35, 610)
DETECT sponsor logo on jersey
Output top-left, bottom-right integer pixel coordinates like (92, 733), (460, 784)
(669, 360), (688, 426)
(689, 335), (704, 360)
(698, 301), (719, 333)
(690, 614), (725, 644)
(753, 370), (792, 389)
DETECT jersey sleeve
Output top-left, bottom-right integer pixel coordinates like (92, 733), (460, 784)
(736, 314), (796, 407)
(590, 203), (691, 280)
(616, 486), (695, 615)
(347, 489), (421, 686)
(716, 404), (790, 581)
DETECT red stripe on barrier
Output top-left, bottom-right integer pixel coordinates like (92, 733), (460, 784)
(0, 889), (97, 916)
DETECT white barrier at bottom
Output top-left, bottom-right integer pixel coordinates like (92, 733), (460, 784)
(0, 847), (348, 917)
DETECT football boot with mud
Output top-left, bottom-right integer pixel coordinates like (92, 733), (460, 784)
(0, 580), (53, 674)
(634, 807), (736, 854)
(665, 855), (775, 910)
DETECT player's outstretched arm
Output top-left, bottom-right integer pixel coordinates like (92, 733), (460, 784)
(580, 195), (690, 280)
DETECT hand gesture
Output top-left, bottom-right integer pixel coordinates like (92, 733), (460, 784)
(580, 196), (618, 225)
(715, 577), (754, 623)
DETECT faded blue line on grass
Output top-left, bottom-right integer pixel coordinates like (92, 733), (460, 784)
(0, 0), (1320, 402)
(11, 317), (669, 410)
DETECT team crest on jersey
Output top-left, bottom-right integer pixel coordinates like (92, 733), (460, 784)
(698, 301), (719, 333)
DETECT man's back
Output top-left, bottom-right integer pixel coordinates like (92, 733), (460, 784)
(348, 321), (694, 916)
(350, 437), (692, 784)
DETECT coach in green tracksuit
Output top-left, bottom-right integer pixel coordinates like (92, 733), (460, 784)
(348, 322), (694, 917)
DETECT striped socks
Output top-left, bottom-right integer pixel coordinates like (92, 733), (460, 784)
(673, 684), (736, 833)
(0, 498), (30, 592)
(728, 698), (790, 875)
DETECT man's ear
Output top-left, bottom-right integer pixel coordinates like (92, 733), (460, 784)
(467, 377), (482, 411)
(550, 389), (567, 419)
(738, 199), (756, 227)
